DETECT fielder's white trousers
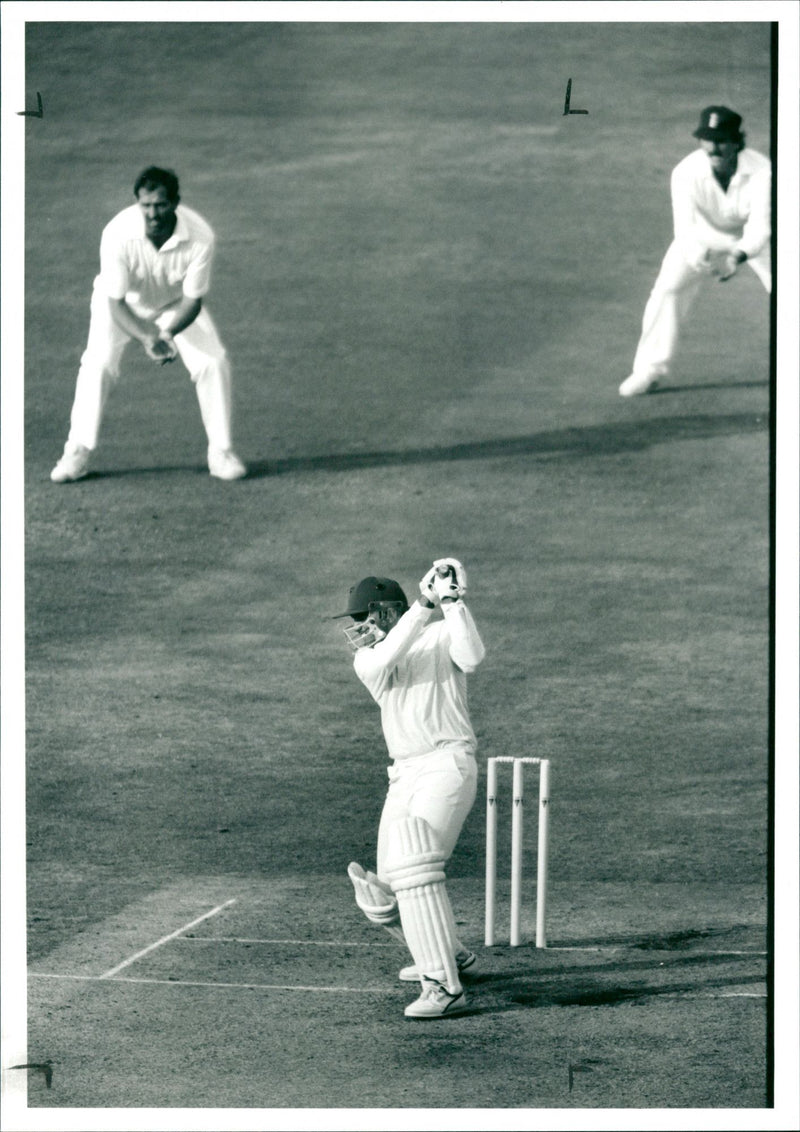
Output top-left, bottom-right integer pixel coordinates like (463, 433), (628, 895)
(65, 284), (234, 452)
(631, 238), (771, 380)
(376, 746), (477, 881)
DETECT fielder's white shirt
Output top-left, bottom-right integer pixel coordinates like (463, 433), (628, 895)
(670, 147), (771, 268)
(354, 600), (486, 761)
(96, 203), (216, 318)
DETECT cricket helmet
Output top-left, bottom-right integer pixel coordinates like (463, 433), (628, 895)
(333, 576), (409, 651)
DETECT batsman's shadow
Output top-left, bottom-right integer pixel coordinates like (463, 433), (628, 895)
(244, 411), (767, 479)
(467, 943), (765, 1014)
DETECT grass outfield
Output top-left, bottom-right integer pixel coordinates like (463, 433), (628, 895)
(14, 16), (776, 1119)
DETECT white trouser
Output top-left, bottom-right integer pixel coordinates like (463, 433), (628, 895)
(631, 238), (771, 380)
(66, 285), (234, 452)
(376, 747), (477, 881)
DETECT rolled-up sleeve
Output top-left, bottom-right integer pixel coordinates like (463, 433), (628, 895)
(98, 227), (129, 300)
(182, 238), (214, 298)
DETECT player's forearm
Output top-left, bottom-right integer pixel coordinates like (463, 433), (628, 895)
(441, 600), (486, 673)
(358, 602), (433, 674)
(108, 297), (159, 345)
(736, 201), (771, 259)
(676, 222), (739, 271)
(161, 296), (202, 338)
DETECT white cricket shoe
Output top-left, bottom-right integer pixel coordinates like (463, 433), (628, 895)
(50, 443), (91, 483)
(208, 448), (247, 481)
(404, 976), (468, 1019)
(619, 372), (659, 397)
(399, 949), (476, 983)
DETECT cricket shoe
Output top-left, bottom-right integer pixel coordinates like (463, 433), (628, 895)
(619, 372), (659, 397)
(399, 949), (476, 983)
(208, 447), (247, 481)
(404, 976), (468, 1019)
(50, 443), (91, 483)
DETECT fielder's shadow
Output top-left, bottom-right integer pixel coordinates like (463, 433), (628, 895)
(244, 411), (767, 480)
(651, 379), (769, 394)
(75, 410), (767, 482)
(70, 464), (209, 482)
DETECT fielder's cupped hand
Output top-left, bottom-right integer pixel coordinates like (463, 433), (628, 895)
(706, 249), (741, 282)
(144, 333), (178, 365)
(432, 557), (468, 601)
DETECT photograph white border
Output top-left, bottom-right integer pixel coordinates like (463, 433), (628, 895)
(2, 4), (797, 1130)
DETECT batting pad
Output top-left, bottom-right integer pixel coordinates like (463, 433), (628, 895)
(347, 862), (405, 944)
(384, 817), (461, 992)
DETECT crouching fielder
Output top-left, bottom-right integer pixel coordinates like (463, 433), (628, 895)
(620, 105), (771, 397)
(334, 559), (485, 1019)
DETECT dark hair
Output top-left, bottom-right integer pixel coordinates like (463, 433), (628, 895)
(133, 166), (180, 203)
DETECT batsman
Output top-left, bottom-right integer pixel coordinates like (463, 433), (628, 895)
(334, 558), (486, 1019)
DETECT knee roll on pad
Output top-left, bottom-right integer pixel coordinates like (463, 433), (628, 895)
(384, 816), (446, 894)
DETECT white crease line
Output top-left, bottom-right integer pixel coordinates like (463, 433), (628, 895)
(30, 972), (403, 995)
(684, 991), (768, 998)
(178, 937), (396, 947)
(28, 972), (767, 999)
(518, 947), (766, 955)
(655, 992), (768, 1000)
(533, 947), (768, 955)
(99, 899), (237, 979)
(179, 939), (767, 957)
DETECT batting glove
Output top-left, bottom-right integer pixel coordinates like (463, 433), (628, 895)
(419, 566), (439, 606)
(432, 557), (467, 601)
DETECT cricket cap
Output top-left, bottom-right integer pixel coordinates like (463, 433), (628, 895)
(692, 106), (743, 142)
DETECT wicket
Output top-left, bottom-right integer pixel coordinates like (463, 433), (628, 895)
(484, 757), (550, 948)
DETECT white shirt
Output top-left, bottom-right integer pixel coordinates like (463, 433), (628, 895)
(96, 203), (216, 317)
(670, 147), (771, 268)
(354, 601), (486, 761)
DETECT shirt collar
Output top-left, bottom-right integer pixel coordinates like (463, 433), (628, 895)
(157, 207), (189, 251)
(702, 148), (752, 185)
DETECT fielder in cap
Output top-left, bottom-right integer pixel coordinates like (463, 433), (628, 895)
(335, 559), (486, 1019)
(50, 167), (246, 482)
(620, 106), (771, 397)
